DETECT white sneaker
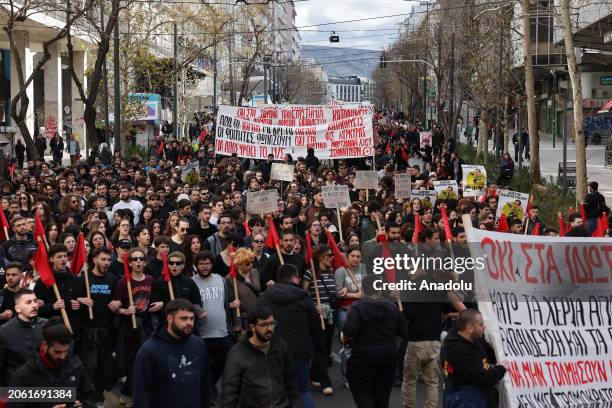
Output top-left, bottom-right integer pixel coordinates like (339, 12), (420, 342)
(323, 387), (333, 396)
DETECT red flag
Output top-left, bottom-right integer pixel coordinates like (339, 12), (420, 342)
(33, 241), (55, 288)
(157, 140), (165, 156)
(324, 229), (349, 271)
(440, 207), (452, 241)
(385, 141), (391, 154)
(526, 196), (532, 215)
(480, 192), (487, 203)
(265, 216), (280, 250)
(412, 215), (423, 244)
(401, 147), (409, 162)
(70, 233), (86, 276)
(580, 203), (586, 222)
(34, 212), (45, 244)
(244, 221), (251, 236)
(531, 222), (541, 236)
(497, 213), (510, 232)
(569, 207), (574, 215)
(228, 244), (237, 279)
(592, 213), (609, 238)
(305, 232), (314, 264)
(161, 253), (171, 282)
(9, 163), (14, 179)
(557, 212), (565, 237)
(0, 211), (9, 241)
(376, 233), (396, 283)
(123, 253), (132, 282)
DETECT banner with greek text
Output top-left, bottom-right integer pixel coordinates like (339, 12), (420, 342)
(465, 227), (612, 408)
(215, 112), (374, 160)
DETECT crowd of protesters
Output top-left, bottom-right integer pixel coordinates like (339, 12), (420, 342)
(0, 110), (607, 408)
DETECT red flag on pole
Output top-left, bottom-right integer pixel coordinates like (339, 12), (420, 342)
(376, 233), (396, 283)
(33, 241), (55, 287)
(412, 215), (423, 244)
(305, 232), (314, 264)
(557, 212), (565, 237)
(265, 216), (280, 250)
(531, 223), (541, 236)
(592, 213), (609, 237)
(385, 141), (391, 154)
(526, 196), (532, 215)
(161, 253), (171, 282)
(157, 140), (165, 156)
(497, 213), (510, 232)
(228, 244), (237, 279)
(70, 233), (86, 276)
(123, 253), (132, 281)
(0, 210), (10, 241)
(440, 207), (453, 241)
(569, 206), (574, 215)
(324, 229), (349, 271)
(34, 212), (45, 244)
(244, 221), (251, 236)
(9, 163), (14, 180)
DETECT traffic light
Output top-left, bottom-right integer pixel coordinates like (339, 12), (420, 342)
(379, 53), (387, 68)
(329, 31), (339, 43)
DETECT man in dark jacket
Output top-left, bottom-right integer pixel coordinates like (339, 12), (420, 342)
(257, 264), (321, 408)
(342, 274), (407, 408)
(219, 304), (300, 408)
(133, 299), (210, 408)
(585, 181), (609, 234)
(443, 309), (507, 408)
(0, 289), (46, 386)
(10, 317), (96, 408)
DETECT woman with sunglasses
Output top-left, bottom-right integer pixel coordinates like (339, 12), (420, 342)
(18, 193), (32, 216)
(227, 247), (261, 333)
(302, 244), (338, 396)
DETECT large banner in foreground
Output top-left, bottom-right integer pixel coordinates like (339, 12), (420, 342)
(215, 112), (374, 160)
(465, 224), (612, 408)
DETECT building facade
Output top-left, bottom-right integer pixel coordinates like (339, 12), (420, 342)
(327, 76), (375, 103)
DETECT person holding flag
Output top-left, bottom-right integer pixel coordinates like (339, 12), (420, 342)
(226, 247), (261, 333)
(261, 227), (306, 289)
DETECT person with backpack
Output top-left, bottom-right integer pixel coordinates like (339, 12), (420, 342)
(585, 181), (609, 234)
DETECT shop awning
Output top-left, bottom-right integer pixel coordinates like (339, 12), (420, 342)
(597, 100), (612, 114)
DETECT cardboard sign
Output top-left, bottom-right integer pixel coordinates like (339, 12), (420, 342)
(354, 171), (378, 190)
(410, 189), (437, 208)
(270, 163), (295, 182)
(394, 173), (412, 200)
(496, 190), (530, 222)
(419, 131), (432, 147)
(462, 165), (487, 197)
(181, 161), (200, 182)
(321, 185), (351, 209)
(433, 180), (459, 200)
(246, 190), (279, 215)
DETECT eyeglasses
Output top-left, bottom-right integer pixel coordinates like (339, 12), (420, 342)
(130, 256), (145, 262)
(256, 321), (277, 328)
(71, 200), (78, 204)
(253, 240), (264, 244)
(169, 261), (184, 266)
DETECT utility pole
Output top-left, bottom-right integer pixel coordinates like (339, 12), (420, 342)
(101, 5), (110, 146)
(213, 44), (218, 111)
(113, 13), (120, 153)
(173, 23), (179, 138)
(551, 70), (556, 148)
(495, 22), (503, 159)
(448, 33), (455, 141)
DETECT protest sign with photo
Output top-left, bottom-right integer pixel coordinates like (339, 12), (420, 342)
(433, 180), (459, 200)
(496, 190), (530, 222)
(462, 165), (487, 196)
(410, 189), (437, 208)
(321, 185), (352, 209)
(246, 190), (279, 215)
(419, 131), (432, 147)
(394, 173), (412, 200)
(270, 163), (295, 182)
(464, 224), (612, 408)
(215, 112), (374, 160)
(180, 161), (200, 182)
(354, 170), (379, 190)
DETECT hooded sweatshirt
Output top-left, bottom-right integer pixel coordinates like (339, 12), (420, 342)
(133, 323), (209, 408)
(342, 296), (407, 357)
(257, 282), (322, 359)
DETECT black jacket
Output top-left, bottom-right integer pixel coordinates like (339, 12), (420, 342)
(133, 323), (209, 408)
(218, 335), (300, 408)
(0, 316), (46, 386)
(144, 258), (164, 280)
(585, 191), (608, 218)
(9, 352), (95, 408)
(152, 274), (202, 310)
(443, 327), (506, 405)
(34, 270), (85, 335)
(257, 282), (322, 360)
(342, 296), (406, 358)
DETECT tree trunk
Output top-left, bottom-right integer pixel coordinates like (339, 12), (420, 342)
(559, 0), (587, 202)
(521, 0), (542, 183)
(479, 112), (488, 162)
(503, 95), (510, 153)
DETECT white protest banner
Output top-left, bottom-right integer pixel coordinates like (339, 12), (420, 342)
(433, 180), (459, 200)
(271, 163), (295, 182)
(410, 189), (437, 208)
(394, 173), (412, 200)
(181, 161), (200, 182)
(215, 112), (374, 160)
(218, 104), (373, 127)
(463, 222), (612, 408)
(354, 171), (379, 190)
(462, 165), (487, 197)
(496, 190), (530, 222)
(419, 131), (432, 147)
(246, 190), (279, 215)
(321, 185), (352, 209)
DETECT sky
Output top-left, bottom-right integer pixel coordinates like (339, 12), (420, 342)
(295, 0), (422, 51)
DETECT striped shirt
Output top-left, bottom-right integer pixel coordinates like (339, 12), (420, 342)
(303, 268), (337, 306)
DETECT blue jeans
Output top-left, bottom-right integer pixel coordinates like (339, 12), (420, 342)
(294, 358), (314, 408)
(587, 217), (598, 235)
(335, 308), (350, 384)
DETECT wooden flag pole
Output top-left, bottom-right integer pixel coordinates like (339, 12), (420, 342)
(82, 265), (93, 320)
(336, 210), (343, 243)
(524, 218), (529, 235)
(373, 215), (402, 311)
(3, 227), (8, 240)
(276, 244), (285, 265)
(308, 257), (326, 330)
(126, 281), (138, 329)
(52, 284), (73, 334)
(365, 189), (369, 202)
(168, 280), (175, 300)
(230, 250), (241, 318)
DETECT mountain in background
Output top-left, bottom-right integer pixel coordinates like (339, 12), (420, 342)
(300, 45), (380, 80)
